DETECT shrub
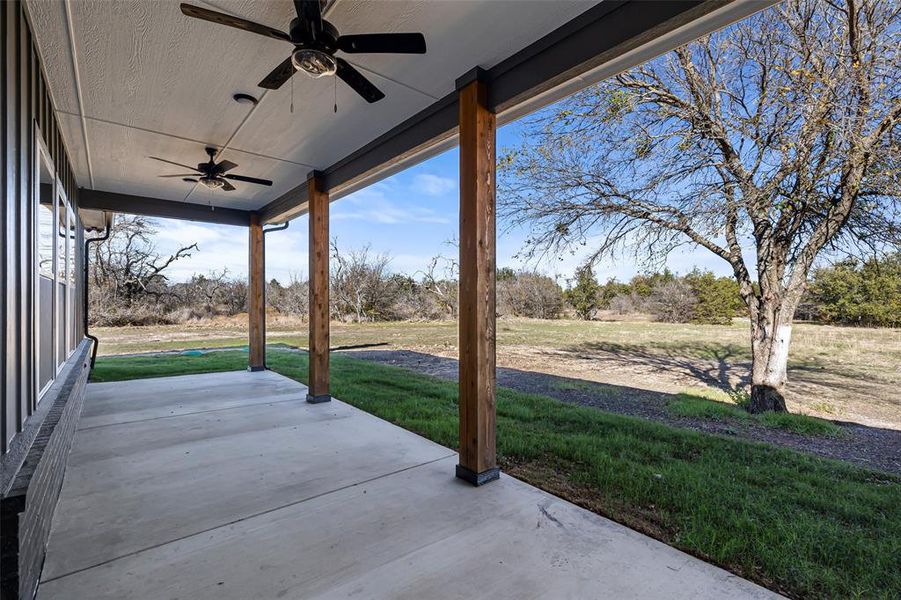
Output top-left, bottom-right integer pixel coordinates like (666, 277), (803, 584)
(498, 271), (564, 319)
(684, 269), (742, 325)
(267, 276), (308, 318)
(807, 254), (901, 327)
(645, 279), (697, 322)
(608, 292), (644, 315)
(564, 265), (601, 319)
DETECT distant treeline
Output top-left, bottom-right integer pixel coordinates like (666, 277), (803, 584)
(568, 254), (900, 327)
(89, 216), (899, 328)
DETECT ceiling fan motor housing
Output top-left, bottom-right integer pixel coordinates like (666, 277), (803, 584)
(290, 19), (340, 77)
(290, 18), (339, 49)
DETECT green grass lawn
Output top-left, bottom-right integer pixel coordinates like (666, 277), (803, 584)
(668, 392), (846, 437)
(92, 349), (901, 599)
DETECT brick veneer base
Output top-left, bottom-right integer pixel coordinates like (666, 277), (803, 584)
(1, 340), (92, 600)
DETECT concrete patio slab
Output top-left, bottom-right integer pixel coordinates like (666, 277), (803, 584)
(78, 370), (305, 429)
(39, 371), (779, 599)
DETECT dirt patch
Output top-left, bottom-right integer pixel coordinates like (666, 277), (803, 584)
(344, 348), (901, 476)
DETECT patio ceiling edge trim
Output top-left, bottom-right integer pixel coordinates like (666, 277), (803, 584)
(78, 188), (252, 226)
(260, 0), (775, 224)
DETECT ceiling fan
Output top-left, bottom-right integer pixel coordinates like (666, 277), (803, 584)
(180, 1), (426, 103)
(150, 147), (273, 192)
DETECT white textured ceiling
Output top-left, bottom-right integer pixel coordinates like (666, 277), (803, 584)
(25, 0), (597, 211)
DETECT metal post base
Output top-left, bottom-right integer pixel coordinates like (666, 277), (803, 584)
(306, 393), (332, 404)
(248, 365), (266, 372)
(455, 464), (500, 486)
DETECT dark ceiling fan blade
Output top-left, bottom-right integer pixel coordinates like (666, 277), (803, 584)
(217, 160), (239, 173)
(184, 178), (199, 183)
(336, 33), (426, 54)
(158, 173), (199, 178)
(180, 4), (291, 42)
(220, 179), (236, 192)
(336, 58), (385, 103)
(294, 0), (322, 23)
(224, 173), (273, 186)
(149, 156), (197, 170)
(258, 57), (297, 90)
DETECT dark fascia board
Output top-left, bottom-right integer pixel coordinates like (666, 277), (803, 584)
(259, 0), (744, 223)
(487, 0), (715, 114)
(79, 189), (251, 226)
(259, 179), (310, 224)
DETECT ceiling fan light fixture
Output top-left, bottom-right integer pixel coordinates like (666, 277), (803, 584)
(292, 48), (337, 78)
(199, 176), (225, 190)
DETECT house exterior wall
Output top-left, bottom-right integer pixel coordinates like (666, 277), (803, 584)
(1, 1), (87, 598)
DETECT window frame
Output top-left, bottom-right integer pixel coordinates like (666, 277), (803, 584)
(55, 181), (72, 370)
(67, 204), (77, 356)
(33, 124), (56, 400)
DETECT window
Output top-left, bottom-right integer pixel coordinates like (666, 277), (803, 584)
(37, 171), (54, 278)
(67, 207), (76, 354)
(35, 129), (56, 397)
(56, 193), (68, 369)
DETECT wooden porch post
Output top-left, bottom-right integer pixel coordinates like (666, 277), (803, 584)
(248, 212), (266, 371)
(456, 68), (499, 486)
(307, 172), (331, 403)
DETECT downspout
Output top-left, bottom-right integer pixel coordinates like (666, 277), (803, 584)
(84, 219), (111, 369)
(257, 221), (289, 368)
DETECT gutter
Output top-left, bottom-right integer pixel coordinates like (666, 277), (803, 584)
(263, 221), (289, 235)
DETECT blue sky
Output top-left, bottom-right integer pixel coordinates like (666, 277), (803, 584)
(155, 118), (734, 286)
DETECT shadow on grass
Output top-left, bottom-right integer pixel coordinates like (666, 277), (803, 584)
(343, 348), (846, 439)
(561, 339), (886, 392)
(558, 340), (752, 392)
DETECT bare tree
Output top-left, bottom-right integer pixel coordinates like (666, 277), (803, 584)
(175, 269), (247, 317)
(330, 241), (397, 322)
(497, 271), (564, 319)
(268, 273), (309, 319)
(91, 215), (197, 302)
(499, 0), (900, 412)
(89, 215), (197, 324)
(419, 254), (459, 318)
(645, 280), (697, 324)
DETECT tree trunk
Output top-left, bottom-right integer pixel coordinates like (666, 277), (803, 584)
(749, 308), (792, 413)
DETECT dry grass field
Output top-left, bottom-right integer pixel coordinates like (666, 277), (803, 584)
(93, 315), (901, 430)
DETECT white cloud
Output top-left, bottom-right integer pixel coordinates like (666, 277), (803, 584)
(153, 220), (224, 246)
(332, 184), (450, 225)
(266, 226), (309, 283)
(149, 218), (247, 282)
(412, 173), (455, 197)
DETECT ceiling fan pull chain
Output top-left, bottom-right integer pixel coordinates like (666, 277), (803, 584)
(290, 76), (295, 114)
(334, 76), (338, 113)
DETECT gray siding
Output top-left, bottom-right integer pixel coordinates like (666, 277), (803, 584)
(1, 0), (82, 455)
(1, 341), (91, 600)
(1, 4), (88, 596)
